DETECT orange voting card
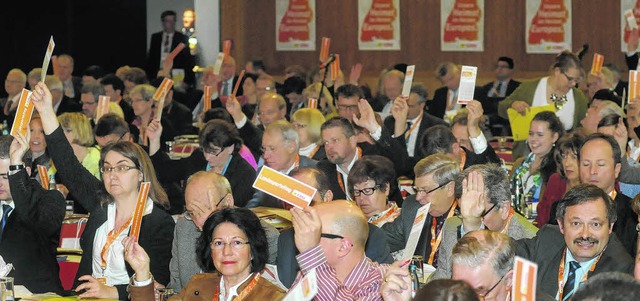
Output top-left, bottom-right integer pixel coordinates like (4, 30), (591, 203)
(95, 95), (111, 121)
(330, 54), (340, 80)
(629, 71), (640, 100)
(590, 53), (604, 75)
(307, 98), (318, 109)
(223, 40), (232, 56)
(319, 37), (330, 62)
(166, 43), (186, 61)
(203, 86), (213, 112)
(401, 65), (416, 97)
(213, 53), (225, 76)
(37, 165), (48, 189)
(253, 166), (317, 209)
(129, 182), (150, 240)
(512, 257), (538, 301)
(231, 70), (245, 99)
(10, 89), (34, 138)
(153, 77), (173, 102)
(41, 36), (55, 80)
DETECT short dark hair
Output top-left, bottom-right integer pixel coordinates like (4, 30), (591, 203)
(195, 208), (268, 273)
(419, 125), (456, 158)
(80, 82), (105, 102)
(100, 74), (125, 96)
(552, 50), (582, 73)
(0, 136), (32, 167)
(94, 114), (129, 138)
(579, 133), (622, 165)
(283, 76), (306, 95)
(250, 59), (266, 72)
(572, 272), (640, 301)
(203, 108), (233, 124)
(597, 114), (621, 129)
(498, 56), (514, 69)
(161, 10), (177, 20)
(199, 120), (243, 153)
(554, 132), (585, 179)
(321, 117), (356, 138)
(410, 84), (428, 104)
(335, 84), (364, 100)
(555, 184), (617, 225)
(83, 65), (105, 80)
(414, 279), (479, 301)
(348, 155), (397, 199)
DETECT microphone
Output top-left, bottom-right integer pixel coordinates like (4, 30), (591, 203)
(319, 54), (336, 69)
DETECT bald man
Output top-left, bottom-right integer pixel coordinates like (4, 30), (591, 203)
(290, 200), (389, 300)
(167, 171), (279, 292)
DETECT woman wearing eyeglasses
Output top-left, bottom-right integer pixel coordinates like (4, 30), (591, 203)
(125, 207), (285, 301)
(348, 155), (400, 227)
(30, 82), (174, 300)
(498, 50), (587, 159)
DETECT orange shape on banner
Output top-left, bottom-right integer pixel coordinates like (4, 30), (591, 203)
(361, 0), (397, 42)
(278, 0), (313, 42)
(443, 0), (482, 42)
(528, 0), (569, 44)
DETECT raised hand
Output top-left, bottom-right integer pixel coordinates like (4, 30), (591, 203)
(9, 128), (30, 165)
(352, 98), (380, 134)
(291, 206), (322, 254)
(147, 119), (163, 156)
(459, 171), (486, 231)
(225, 96), (245, 123)
(466, 100), (484, 138)
(391, 96), (409, 137)
(380, 260), (412, 301)
(349, 63), (363, 85)
(122, 236), (151, 282)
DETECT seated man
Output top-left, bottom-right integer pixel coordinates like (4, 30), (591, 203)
(93, 114), (132, 147)
(167, 171), (279, 291)
(290, 200), (388, 300)
(276, 167), (393, 288)
(0, 135), (66, 293)
(572, 272), (640, 301)
(433, 164), (538, 279)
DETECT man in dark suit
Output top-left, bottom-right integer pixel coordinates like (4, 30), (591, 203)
(428, 62), (487, 120)
(481, 56), (520, 100)
(0, 69), (27, 128)
(146, 10), (194, 87)
(382, 154), (460, 267)
(57, 55), (82, 103)
(100, 74), (135, 123)
(275, 167), (393, 288)
(45, 75), (81, 116)
(190, 56), (245, 121)
(383, 84), (447, 174)
(0, 135), (65, 293)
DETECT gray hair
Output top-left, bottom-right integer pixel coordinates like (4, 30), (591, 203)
(410, 83), (428, 104)
(452, 230), (515, 278)
(7, 69), (27, 84)
(45, 75), (63, 91)
(455, 164), (510, 209)
(597, 100), (625, 118)
(81, 82), (105, 102)
(414, 154), (460, 186)
(265, 120), (300, 150)
(130, 84), (156, 102)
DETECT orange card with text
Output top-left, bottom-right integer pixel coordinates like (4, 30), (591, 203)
(166, 43), (185, 61)
(10, 89), (34, 138)
(153, 77), (173, 102)
(253, 166), (317, 209)
(203, 86), (213, 112)
(629, 71), (640, 100)
(223, 40), (232, 56)
(213, 53), (225, 76)
(590, 53), (604, 75)
(37, 165), (48, 189)
(231, 70), (245, 99)
(319, 37), (330, 62)
(95, 95), (111, 121)
(512, 257), (537, 301)
(331, 54), (340, 80)
(51, 55), (60, 77)
(129, 182), (150, 240)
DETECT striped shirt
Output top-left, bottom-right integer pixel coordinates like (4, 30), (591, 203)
(293, 245), (387, 301)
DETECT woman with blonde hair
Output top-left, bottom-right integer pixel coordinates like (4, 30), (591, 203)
(291, 108), (326, 160)
(58, 112), (101, 178)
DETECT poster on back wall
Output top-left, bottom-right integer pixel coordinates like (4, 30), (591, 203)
(621, 0), (640, 53)
(526, 0), (572, 54)
(276, 0), (316, 51)
(358, 0), (401, 50)
(441, 0), (484, 52)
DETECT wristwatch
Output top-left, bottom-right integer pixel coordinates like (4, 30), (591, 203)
(9, 164), (24, 171)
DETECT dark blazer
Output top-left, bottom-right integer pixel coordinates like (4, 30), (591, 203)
(163, 101), (195, 136)
(45, 126), (174, 299)
(66, 76), (83, 103)
(481, 79), (521, 98)
(276, 223), (394, 288)
(382, 195), (457, 267)
(516, 225), (634, 298)
(237, 121), (264, 162)
(119, 100), (136, 124)
(151, 149), (257, 208)
(55, 95), (82, 116)
(427, 86), (487, 119)
(462, 145), (501, 169)
(625, 53), (638, 71)
(245, 156), (317, 208)
(612, 193), (638, 256)
(146, 31), (195, 87)
(1, 169), (65, 294)
(480, 79), (521, 115)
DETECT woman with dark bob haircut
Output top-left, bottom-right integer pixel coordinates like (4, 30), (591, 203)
(125, 208), (285, 301)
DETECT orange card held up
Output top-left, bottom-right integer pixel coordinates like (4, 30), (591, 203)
(203, 86), (213, 112)
(629, 71), (640, 100)
(307, 98), (318, 109)
(223, 40), (232, 56)
(153, 78), (173, 120)
(512, 257), (538, 301)
(37, 165), (48, 189)
(330, 54), (340, 80)
(166, 43), (186, 62)
(590, 53), (604, 75)
(95, 95), (111, 121)
(129, 182), (150, 240)
(253, 166), (317, 209)
(213, 53), (225, 76)
(319, 37), (330, 62)
(10, 89), (34, 138)
(231, 70), (245, 99)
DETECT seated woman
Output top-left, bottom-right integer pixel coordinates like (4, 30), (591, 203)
(129, 84), (176, 146)
(510, 111), (564, 219)
(58, 112), (101, 178)
(125, 207), (285, 301)
(148, 119), (257, 208)
(291, 108), (326, 161)
(535, 132), (584, 227)
(30, 82), (174, 300)
(29, 116), (53, 183)
(347, 155), (400, 227)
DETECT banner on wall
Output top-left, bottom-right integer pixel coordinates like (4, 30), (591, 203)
(621, 0), (640, 52)
(441, 0), (484, 52)
(358, 0), (400, 51)
(526, 0), (571, 54)
(276, 0), (316, 51)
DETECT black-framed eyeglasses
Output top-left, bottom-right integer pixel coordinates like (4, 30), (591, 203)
(413, 180), (451, 196)
(320, 233), (344, 239)
(476, 273), (506, 300)
(203, 146), (226, 157)
(352, 185), (381, 197)
(481, 203), (498, 218)
(562, 71), (579, 83)
(183, 193), (229, 221)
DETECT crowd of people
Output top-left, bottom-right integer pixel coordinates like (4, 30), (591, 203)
(4, 8), (640, 301)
